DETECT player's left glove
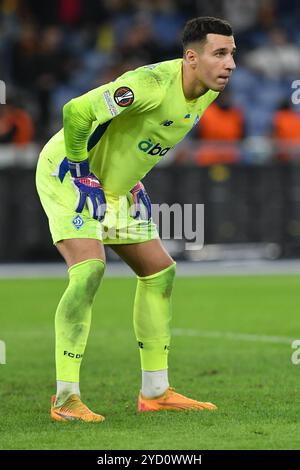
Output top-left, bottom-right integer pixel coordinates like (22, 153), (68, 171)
(130, 181), (152, 221)
(56, 157), (106, 222)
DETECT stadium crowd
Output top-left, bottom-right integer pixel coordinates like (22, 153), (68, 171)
(1, 0), (300, 164)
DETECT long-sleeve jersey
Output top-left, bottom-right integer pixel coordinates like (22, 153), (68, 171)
(43, 58), (218, 195)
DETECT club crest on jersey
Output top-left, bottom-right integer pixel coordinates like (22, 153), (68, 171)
(114, 87), (134, 107)
(72, 215), (84, 230)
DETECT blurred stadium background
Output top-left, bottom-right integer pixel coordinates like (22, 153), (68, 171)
(1, 0), (300, 266)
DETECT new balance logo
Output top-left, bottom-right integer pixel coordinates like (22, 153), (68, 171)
(160, 120), (174, 126)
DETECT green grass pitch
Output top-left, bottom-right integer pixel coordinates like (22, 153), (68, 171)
(1, 274), (300, 450)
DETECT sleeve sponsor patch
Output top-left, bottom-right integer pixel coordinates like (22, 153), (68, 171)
(102, 90), (119, 117)
(113, 87), (134, 107)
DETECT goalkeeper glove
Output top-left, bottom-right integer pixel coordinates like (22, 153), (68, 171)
(130, 181), (151, 221)
(57, 157), (106, 222)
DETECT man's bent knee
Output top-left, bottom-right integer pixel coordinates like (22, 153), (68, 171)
(56, 238), (105, 268)
(68, 259), (106, 299)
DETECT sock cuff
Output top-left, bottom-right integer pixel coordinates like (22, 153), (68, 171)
(139, 343), (169, 370)
(136, 262), (176, 281)
(68, 258), (106, 274)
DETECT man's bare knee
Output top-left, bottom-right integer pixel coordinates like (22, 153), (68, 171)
(56, 238), (105, 268)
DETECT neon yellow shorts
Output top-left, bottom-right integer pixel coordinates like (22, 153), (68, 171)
(35, 153), (159, 245)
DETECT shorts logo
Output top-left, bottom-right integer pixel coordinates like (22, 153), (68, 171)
(114, 87), (134, 107)
(72, 215), (84, 230)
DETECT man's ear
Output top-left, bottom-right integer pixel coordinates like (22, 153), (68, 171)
(185, 48), (198, 69)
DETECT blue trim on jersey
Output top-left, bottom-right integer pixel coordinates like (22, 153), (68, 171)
(87, 120), (112, 152)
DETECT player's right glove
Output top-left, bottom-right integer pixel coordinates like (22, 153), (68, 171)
(57, 157), (106, 222)
(130, 181), (152, 221)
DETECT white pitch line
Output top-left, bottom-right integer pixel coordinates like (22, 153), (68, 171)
(1, 259), (300, 278)
(172, 328), (295, 345)
(2, 328), (295, 346)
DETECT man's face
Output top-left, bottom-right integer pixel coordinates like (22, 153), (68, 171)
(186, 34), (236, 92)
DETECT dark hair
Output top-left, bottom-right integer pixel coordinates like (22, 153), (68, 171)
(182, 17), (233, 51)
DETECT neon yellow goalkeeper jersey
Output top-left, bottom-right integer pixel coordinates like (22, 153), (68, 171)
(45, 59), (218, 195)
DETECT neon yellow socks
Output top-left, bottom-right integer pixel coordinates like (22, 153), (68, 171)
(55, 258), (175, 403)
(55, 259), (105, 393)
(133, 263), (176, 372)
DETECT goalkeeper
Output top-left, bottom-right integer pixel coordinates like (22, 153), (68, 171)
(36, 16), (236, 422)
